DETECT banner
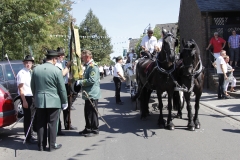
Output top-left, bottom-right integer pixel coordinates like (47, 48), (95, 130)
(69, 23), (82, 81)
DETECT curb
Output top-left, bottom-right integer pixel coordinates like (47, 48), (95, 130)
(200, 101), (240, 122)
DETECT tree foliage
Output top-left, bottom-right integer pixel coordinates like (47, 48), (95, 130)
(78, 9), (113, 65)
(0, 0), (74, 62)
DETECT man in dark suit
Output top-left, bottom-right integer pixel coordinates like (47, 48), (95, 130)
(31, 50), (68, 152)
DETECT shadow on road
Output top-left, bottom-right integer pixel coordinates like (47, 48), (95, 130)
(222, 129), (240, 134)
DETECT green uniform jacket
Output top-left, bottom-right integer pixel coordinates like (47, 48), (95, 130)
(31, 62), (68, 108)
(80, 60), (101, 100)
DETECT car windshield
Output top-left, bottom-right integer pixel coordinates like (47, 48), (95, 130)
(5, 63), (24, 80)
(0, 83), (8, 93)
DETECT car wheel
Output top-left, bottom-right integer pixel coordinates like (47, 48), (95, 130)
(14, 99), (24, 118)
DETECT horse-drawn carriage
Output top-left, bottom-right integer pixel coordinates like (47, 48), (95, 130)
(131, 28), (204, 131)
(123, 59), (139, 100)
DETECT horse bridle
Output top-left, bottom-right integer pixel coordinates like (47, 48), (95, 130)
(156, 33), (176, 75)
(181, 45), (203, 93)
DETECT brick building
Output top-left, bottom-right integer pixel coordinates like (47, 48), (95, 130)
(178, 0), (240, 68)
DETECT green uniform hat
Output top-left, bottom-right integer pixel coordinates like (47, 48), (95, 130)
(46, 50), (59, 56)
(23, 55), (34, 62)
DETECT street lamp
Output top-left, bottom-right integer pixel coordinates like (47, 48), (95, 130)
(143, 23), (151, 35)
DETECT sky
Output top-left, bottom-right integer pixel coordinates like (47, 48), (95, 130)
(71, 0), (181, 59)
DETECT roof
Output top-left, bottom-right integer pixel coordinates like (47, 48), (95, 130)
(155, 23), (178, 35)
(196, 0), (240, 12)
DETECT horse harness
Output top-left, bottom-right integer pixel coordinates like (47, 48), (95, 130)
(180, 47), (203, 93)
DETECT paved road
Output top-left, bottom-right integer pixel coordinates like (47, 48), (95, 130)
(1, 76), (240, 160)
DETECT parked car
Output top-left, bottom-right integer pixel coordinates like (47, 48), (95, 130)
(0, 83), (17, 128)
(0, 60), (24, 117)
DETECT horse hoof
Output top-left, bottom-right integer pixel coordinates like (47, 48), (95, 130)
(195, 124), (200, 129)
(168, 126), (175, 130)
(188, 126), (195, 131)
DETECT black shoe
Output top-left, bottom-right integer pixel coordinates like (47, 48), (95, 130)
(38, 146), (47, 151)
(57, 131), (65, 136)
(85, 132), (99, 137)
(79, 129), (90, 136)
(65, 125), (77, 130)
(71, 106), (76, 110)
(26, 138), (37, 144)
(116, 102), (124, 105)
(49, 144), (62, 152)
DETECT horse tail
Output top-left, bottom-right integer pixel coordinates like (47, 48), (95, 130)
(132, 62), (142, 101)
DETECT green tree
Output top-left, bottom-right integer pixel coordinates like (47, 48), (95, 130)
(78, 9), (113, 65)
(0, 0), (74, 62)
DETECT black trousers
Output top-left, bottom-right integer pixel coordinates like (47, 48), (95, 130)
(113, 77), (122, 103)
(58, 84), (72, 132)
(21, 96), (33, 140)
(84, 99), (99, 133)
(218, 74), (225, 98)
(37, 108), (60, 149)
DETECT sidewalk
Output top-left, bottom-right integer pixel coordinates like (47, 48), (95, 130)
(199, 89), (240, 121)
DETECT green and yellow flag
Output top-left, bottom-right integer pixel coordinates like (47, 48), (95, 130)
(69, 23), (82, 81)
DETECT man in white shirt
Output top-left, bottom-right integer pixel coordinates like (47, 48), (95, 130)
(128, 49), (137, 63)
(99, 65), (104, 79)
(113, 56), (126, 105)
(214, 50), (229, 99)
(156, 33), (163, 52)
(141, 28), (158, 58)
(17, 55), (36, 144)
(55, 47), (77, 135)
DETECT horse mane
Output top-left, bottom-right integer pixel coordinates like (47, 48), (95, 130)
(189, 39), (201, 68)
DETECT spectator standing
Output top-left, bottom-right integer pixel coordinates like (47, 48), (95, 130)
(99, 65), (104, 79)
(31, 50), (68, 151)
(228, 30), (240, 67)
(206, 32), (226, 59)
(109, 65), (113, 75)
(16, 55), (37, 144)
(213, 50), (229, 99)
(122, 57), (127, 64)
(223, 56), (237, 95)
(55, 47), (77, 135)
(113, 56), (126, 105)
(103, 64), (108, 77)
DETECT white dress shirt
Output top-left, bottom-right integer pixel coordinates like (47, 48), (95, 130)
(113, 63), (124, 77)
(99, 66), (104, 73)
(128, 53), (134, 62)
(157, 38), (163, 50)
(16, 68), (33, 96)
(216, 56), (227, 74)
(141, 35), (158, 53)
(55, 60), (69, 84)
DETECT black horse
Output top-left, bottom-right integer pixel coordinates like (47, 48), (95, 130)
(174, 39), (204, 131)
(136, 29), (179, 130)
